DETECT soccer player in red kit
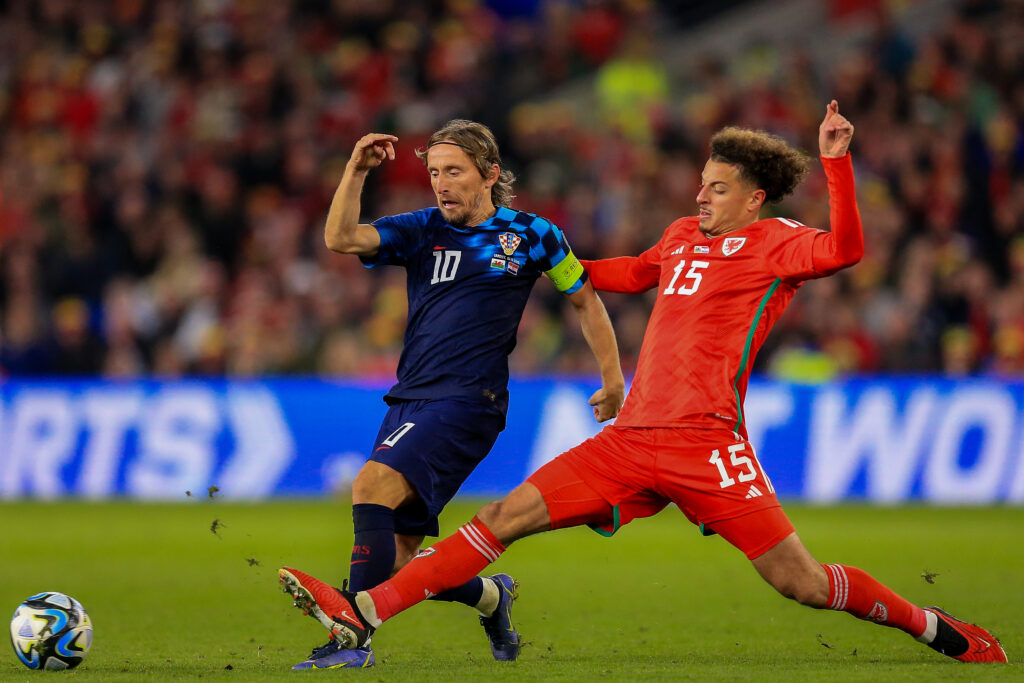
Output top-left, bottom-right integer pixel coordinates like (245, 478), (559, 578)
(278, 101), (1007, 665)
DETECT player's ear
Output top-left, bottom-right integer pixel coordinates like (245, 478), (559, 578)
(484, 163), (500, 188)
(749, 188), (766, 212)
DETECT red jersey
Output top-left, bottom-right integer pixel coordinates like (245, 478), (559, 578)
(582, 154), (863, 436)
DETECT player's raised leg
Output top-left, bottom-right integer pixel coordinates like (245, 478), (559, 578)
(360, 447), (627, 631)
(279, 506), (522, 648)
(279, 472), (603, 648)
(312, 515), (519, 653)
(279, 433), (640, 655)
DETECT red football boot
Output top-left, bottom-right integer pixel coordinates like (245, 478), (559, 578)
(923, 607), (1007, 663)
(279, 567), (374, 649)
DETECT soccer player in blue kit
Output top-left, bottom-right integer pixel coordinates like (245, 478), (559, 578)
(289, 120), (626, 669)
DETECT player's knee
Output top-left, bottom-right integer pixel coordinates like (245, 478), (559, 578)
(476, 500), (507, 533)
(350, 467), (382, 502)
(476, 500), (525, 544)
(476, 486), (548, 545)
(351, 463), (412, 506)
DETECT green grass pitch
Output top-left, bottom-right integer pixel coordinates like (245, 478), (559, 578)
(1, 499), (1020, 680)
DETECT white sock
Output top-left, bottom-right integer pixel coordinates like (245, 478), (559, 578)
(475, 578), (499, 616)
(354, 592), (382, 628)
(915, 610), (938, 643)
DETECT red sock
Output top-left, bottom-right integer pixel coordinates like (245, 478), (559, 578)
(822, 564), (926, 637)
(368, 517), (505, 623)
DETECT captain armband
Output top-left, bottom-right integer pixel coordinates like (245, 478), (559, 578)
(545, 249), (585, 292)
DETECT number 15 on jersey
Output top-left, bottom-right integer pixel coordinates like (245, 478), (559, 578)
(664, 259), (709, 296)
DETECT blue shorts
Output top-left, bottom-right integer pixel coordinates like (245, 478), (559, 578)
(370, 398), (505, 537)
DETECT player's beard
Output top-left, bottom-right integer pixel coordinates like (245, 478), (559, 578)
(441, 193), (483, 228)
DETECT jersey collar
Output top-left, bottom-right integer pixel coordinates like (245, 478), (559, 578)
(474, 206), (516, 230)
(442, 205), (516, 232)
(433, 205), (516, 231)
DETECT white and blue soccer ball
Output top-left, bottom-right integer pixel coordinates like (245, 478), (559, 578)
(9, 592), (93, 670)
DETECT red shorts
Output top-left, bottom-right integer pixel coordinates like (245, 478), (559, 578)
(526, 425), (794, 559)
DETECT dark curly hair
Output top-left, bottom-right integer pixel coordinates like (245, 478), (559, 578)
(416, 119), (516, 207)
(709, 127), (810, 204)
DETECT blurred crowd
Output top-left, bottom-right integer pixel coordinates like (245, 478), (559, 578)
(0, 0), (1022, 381)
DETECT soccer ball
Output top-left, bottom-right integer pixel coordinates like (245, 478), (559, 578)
(9, 592), (93, 670)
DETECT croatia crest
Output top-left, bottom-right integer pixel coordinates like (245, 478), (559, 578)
(498, 232), (522, 256)
(722, 236), (746, 256)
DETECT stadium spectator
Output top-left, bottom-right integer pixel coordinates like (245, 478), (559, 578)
(0, 0), (1022, 380)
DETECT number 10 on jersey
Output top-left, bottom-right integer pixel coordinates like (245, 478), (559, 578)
(431, 250), (462, 284)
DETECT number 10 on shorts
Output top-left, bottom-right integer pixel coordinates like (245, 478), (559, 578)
(382, 422), (415, 447)
(709, 443), (774, 492)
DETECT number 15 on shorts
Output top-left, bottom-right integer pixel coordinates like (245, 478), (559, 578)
(709, 443), (775, 493)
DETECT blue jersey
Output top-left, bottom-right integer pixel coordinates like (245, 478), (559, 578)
(362, 206), (587, 413)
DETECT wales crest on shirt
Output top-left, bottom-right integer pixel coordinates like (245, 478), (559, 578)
(722, 236), (746, 256)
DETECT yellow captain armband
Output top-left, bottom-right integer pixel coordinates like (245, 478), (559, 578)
(546, 249), (584, 292)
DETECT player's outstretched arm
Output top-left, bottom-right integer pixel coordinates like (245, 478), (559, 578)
(566, 281), (625, 422)
(324, 133), (396, 256)
(579, 245), (661, 294)
(811, 101), (864, 274)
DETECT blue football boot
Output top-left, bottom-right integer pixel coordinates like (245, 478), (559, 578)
(479, 574), (520, 661)
(291, 639), (375, 670)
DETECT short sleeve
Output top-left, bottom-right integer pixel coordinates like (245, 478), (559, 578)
(525, 216), (588, 294)
(361, 210), (429, 268)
